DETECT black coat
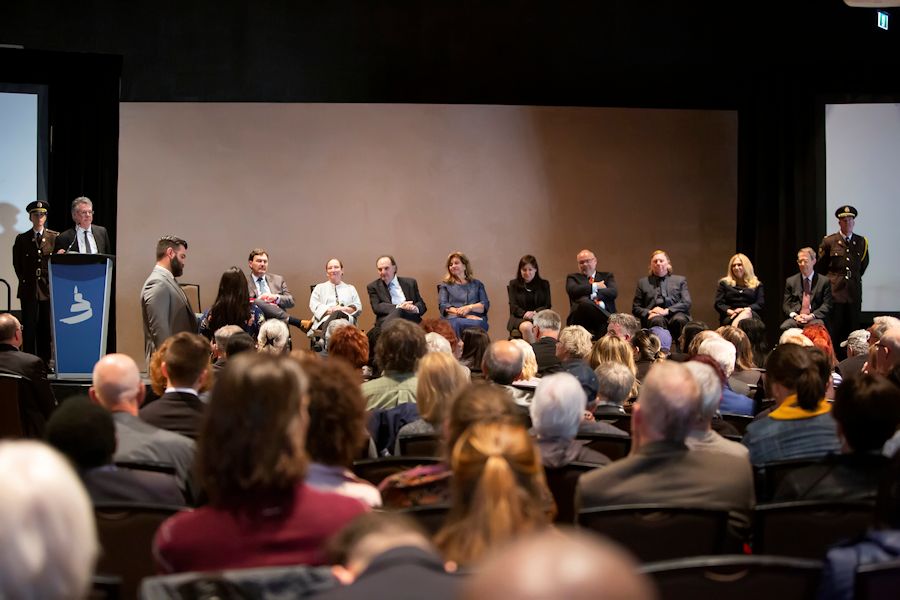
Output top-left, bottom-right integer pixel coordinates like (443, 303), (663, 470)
(0, 343), (57, 437)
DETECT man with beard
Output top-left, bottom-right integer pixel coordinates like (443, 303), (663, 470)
(140, 235), (197, 367)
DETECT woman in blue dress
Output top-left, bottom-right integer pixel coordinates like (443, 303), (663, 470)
(438, 251), (490, 338)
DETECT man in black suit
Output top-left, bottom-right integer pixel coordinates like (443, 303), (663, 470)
(565, 248), (617, 339)
(366, 255), (427, 355)
(12, 200), (58, 363)
(139, 332), (210, 440)
(0, 313), (57, 437)
(53, 196), (112, 254)
(632, 250), (692, 340)
(531, 309), (563, 376)
(781, 247), (833, 331)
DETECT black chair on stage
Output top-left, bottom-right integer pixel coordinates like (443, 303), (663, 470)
(577, 504), (729, 563)
(753, 500), (875, 559)
(856, 558), (900, 600)
(543, 462), (596, 524)
(397, 433), (441, 457)
(352, 456), (442, 486)
(574, 432), (631, 461)
(640, 554), (823, 600)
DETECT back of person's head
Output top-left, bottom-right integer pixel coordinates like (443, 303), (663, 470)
(416, 351), (470, 426)
(632, 329), (662, 362)
(324, 319), (351, 350)
(687, 329), (718, 357)
(594, 362), (635, 407)
(328, 325), (370, 369)
(163, 332), (211, 387)
(300, 358), (368, 468)
(90, 353), (143, 410)
(45, 396), (115, 470)
(697, 336), (736, 378)
(376, 319), (427, 373)
(213, 324), (243, 357)
(425, 331), (452, 353)
(464, 529), (657, 600)
(225, 331), (256, 358)
(531, 373), (586, 440)
(871, 316), (900, 342)
(833, 373), (900, 453)
(717, 325), (756, 370)
(0, 441), (98, 599)
(326, 512), (433, 577)
(683, 361), (723, 423)
(738, 317), (768, 365)
(779, 327), (814, 347)
(0, 312), (21, 342)
(679, 320), (709, 354)
(765, 344), (826, 411)
(802, 323), (838, 368)
(149, 338), (172, 396)
(533, 310), (561, 334)
(447, 383), (519, 459)
(459, 327), (491, 370)
(208, 267), (251, 333)
(843, 329), (871, 357)
(607, 313), (641, 340)
(510, 339), (538, 380)
(198, 353), (308, 505)
(558, 326), (593, 360)
(258, 319), (290, 354)
(482, 340), (524, 385)
(437, 421), (547, 565)
(421, 318), (460, 357)
(590, 335), (636, 372)
(635, 362), (700, 442)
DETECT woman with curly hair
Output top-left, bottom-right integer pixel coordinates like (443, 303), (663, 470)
(198, 267), (265, 341)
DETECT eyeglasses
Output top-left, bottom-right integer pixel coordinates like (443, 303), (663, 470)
(75, 210), (94, 216)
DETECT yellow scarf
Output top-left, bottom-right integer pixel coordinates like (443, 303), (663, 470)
(770, 394), (831, 420)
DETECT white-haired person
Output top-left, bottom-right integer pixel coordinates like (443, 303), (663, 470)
(697, 335), (753, 416)
(531, 373), (609, 468)
(683, 361), (750, 459)
(257, 318), (290, 354)
(0, 441), (98, 599)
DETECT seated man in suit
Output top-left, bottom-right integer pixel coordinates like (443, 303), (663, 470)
(0, 313), (57, 437)
(139, 332), (210, 439)
(531, 310), (563, 376)
(53, 196), (111, 254)
(566, 249), (617, 339)
(781, 246), (833, 331)
(247, 248), (305, 330)
(366, 255), (427, 356)
(576, 361), (754, 537)
(632, 249), (692, 341)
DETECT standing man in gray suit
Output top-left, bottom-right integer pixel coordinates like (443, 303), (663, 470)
(247, 248), (305, 330)
(140, 235), (197, 366)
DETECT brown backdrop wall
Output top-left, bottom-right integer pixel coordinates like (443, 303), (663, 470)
(117, 103), (737, 364)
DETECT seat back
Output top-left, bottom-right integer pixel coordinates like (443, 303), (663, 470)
(352, 456), (442, 485)
(543, 462), (596, 524)
(753, 501), (875, 559)
(575, 432), (631, 461)
(0, 373), (25, 438)
(754, 458), (825, 503)
(641, 554), (822, 600)
(578, 505), (729, 563)
(94, 503), (186, 600)
(856, 558), (900, 600)
(392, 504), (452, 537)
(397, 433), (441, 457)
(721, 413), (754, 435)
(140, 565), (338, 600)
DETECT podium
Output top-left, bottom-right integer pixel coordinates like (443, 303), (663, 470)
(49, 254), (115, 378)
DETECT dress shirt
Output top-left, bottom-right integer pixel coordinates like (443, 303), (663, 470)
(388, 277), (406, 304)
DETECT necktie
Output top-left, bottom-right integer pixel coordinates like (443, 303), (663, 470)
(257, 277), (270, 295)
(83, 230), (93, 254)
(35, 231), (42, 245)
(801, 277), (811, 315)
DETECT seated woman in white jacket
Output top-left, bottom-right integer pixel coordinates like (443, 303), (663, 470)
(308, 258), (362, 338)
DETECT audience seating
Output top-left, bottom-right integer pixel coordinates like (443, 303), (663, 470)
(753, 500), (875, 559)
(577, 504), (730, 563)
(352, 456), (442, 485)
(754, 458), (836, 503)
(721, 413), (754, 435)
(139, 564), (338, 600)
(575, 432), (631, 461)
(0, 373), (25, 438)
(114, 460), (178, 476)
(397, 433), (441, 457)
(594, 413), (631, 433)
(389, 504), (452, 536)
(855, 558), (900, 600)
(640, 554), (823, 600)
(543, 462), (597, 524)
(94, 502), (187, 600)
(88, 575), (122, 600)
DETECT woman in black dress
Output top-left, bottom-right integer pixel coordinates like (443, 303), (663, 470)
(714, 253), (765, 327)
(507, 254), (551, 343)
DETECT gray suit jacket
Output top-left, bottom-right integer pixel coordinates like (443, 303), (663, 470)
(248, 272), (295, 321)
(141, 265), (198, 365)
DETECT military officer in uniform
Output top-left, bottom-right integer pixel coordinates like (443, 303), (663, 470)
(817, 205), (869, 358)
(12, 201), (59, 364)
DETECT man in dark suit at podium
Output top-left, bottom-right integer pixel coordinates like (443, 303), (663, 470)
(53, 196), (111, 255)
(0, 314), (57, 437)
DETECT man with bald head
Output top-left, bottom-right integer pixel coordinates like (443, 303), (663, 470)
(482, 339), (532, 408)
(0, 313), (56, 436)
(577, 361), (754, 534)
(566, 249), (618, 339)
(89, 353), (195, 495)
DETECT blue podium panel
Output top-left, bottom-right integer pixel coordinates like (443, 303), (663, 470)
(49, 256), (113, 378)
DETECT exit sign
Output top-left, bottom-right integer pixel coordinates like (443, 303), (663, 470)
(878, 10), (889, 29)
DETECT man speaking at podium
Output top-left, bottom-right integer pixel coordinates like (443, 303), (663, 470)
(53, 196), (111, 255)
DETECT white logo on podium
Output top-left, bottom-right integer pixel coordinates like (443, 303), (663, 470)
(59, 286), (94, 325)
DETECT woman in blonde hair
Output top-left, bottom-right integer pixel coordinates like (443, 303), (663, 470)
(435, 421), (550, 566)
(715, 253), (765, 326)
(510, 338), (540, 383)
(590, 335), (640, 401)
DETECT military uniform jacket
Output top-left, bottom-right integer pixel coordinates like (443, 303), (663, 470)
(12, 228), (59, 301)
(817, 232), (869, 304)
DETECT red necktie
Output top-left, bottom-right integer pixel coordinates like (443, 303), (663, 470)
(801, 277), (811, 315)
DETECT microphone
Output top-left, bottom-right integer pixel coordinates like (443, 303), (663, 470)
(65, 233), (79, 253)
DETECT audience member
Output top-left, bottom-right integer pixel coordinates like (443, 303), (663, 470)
(565, 249), (617, 339)
(141, 235), (197, 366)
(199, 267), (266, 341)
(362, 320), (426, 410)
(425, 331), (453, 354)
(510, 338), (540, 384)
(531, 373), (610, 467)
(0, 313), (56, 436)
(632, 249), (692, 340)
(591, 362), (634, 420)
(577, 361), (754, 536)
(531, 309), (563, 376)
(687, 328), (719, 357)
(45, 397), (185, 505)
(670, 320), (709, 362)
(154, 353), (367, 573)
(779, 327), (814, 347)
(224, 330), (256, 358)
(301, 359), (381, 507)
(697, 335), (753, 415)
(742, 345), (841, 465)
(836, 329), (870, 377)
(328, 325), (371, 376)
(483, 340), (532, 408)
(324, 318), (352, 353)
(803, 323), (843, 393)
(435, 421), (551, 566)
(258, 318), (290, 354)
(683, 361), (750, 459)
(421, 317), (462, 359)
(557, 326), (599, 404)
(508, 254), (552, 343)
(717, 325), (762, 389)
(589, 335), (640, 402)
(321, 512), (460, 600)
(0, 441), (98, 600)
(439, 251), (490, 337)
(605, 312), (641, 342)
(140, 332), (211, 439)
(211, 324), (243, 371)
(871, 327), (900, 388)
(649, 325), (672, 357)
(738, 316), (769, 368)
(459, 327), (491, 376)
(632, 329), (663, 382)
(781, 246), (833, 331)
(870, 316), (900, 343)
(464, 529), (656, 600)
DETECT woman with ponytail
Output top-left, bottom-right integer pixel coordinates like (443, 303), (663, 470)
(742, 344), (841, 466)
(435, 421), (551, 566)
